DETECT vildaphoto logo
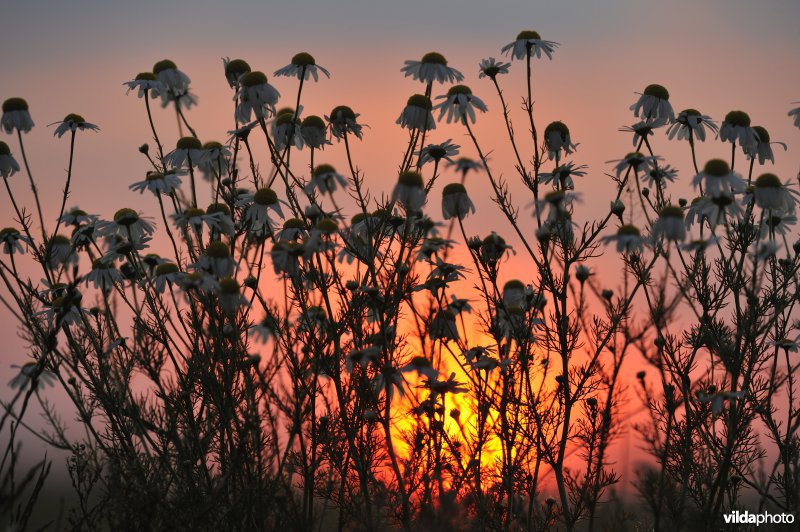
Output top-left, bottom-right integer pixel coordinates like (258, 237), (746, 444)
(723, 510), (795, 526)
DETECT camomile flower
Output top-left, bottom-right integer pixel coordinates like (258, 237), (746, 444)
(397, 94), (436, 132)
(769, 337), (799, 353)
(153, 59), (196, 110)
(630, 84), (674, 126)
(164, 137), (204, 169)
(85, 259), (123, 292)
(502, 280), (527, 310)
(274, 52), (330, 81)
(418, 139), (460, 166)
(300, 115), (330, 149)
(430, 309), (459, 341)
(226, 121), (258, 144)
(681, 236), (718, 252)
(620, 121), (657, 146)
(401, 356), (439, 380)
(652, 205), (686, 241)
(539, 161), (587, 189)
(602, 224), (645, 254)
(270, 240), (303, 277)
(761, 213), (797, 239)
(667, 109), (718, 142)
(697, 389), (745, 415)
(1, 98), (34, 134)
(0, 141), (20, 178)
(701, 193), (744, 229)
(205, 203), (235, 236)
(719, 110), (758, 150)
(544, 121), (577, 160)
(609, 152), (660, 179)
(0, 227), (30, 255)
(325, 105), (364, 140)
(536, 189), (580, 222)
(40, 291), (84, 327)
(478, 57), (511, 79)
(198, 141), (231, 179)
(45, 235), (76, 268)
(479, 232), (512, 264)
(152, 262), (181, 293)
(306, 164), (347, 195)
(123, 72), (162, 99)
(447, 157), (482, 177)
(51, 114), (99, 138)
(236, 71), (281, 122)
(217, 277), (247, 314)
(642, 164), (678, 189)
(271, 110), (304, 150)
(100, 208), (155, 245)
(130, 170), (182, 196)
(692, 159), (746, 199)
(8, 361), (55, 390)
(402, 52), (463, 84)
(222, 58), (251, 88)
(194, 241), (235, 278)
(441, 183), (475, 220)
(752, 173), (800, 213)
(745, 126), (787, 165)
(789, 103), (800, 129)
(435, 85), (487, 124)
(392, 171), (426, 211)
(243, 187), (285, 232)
(277, 218), (306, 241)
(59, 207), (96, 226)
(501, 30), (559, 60)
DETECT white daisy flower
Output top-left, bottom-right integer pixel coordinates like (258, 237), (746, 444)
(392, 171), (426, 211)
(177, 271), (219, 293)
(8, 361), (55, 390)
(306, 164), (347, 195)
(642, 164), (678, 189)
(0, 227), (30, 255)
(418, 140), (460, 166)
(227, 121), (258, 143)
(761, 212), (797, 239)
(681, 236), (718, 252)
(222, 57), (251, 88)
(479, 232), (512, 264)
(123, 72), (162, 99)
(539, 161), (587, 189)
(752, 173), (800, 213)
(270, 240), (303, 277)
(447, 157), (483, 176)
(745, 126), (787, 165)
(205, 203), (235, 236)
(130, 170), (182, 196)
(667, 108), (718, 142)
(401, 52), (463, 84)
(630, 84), (674, 127)
(435, 85), (487, 124)
(198, 141), (232, 179)
(40, 290), (84, 326)
(236, 71), (281, 122)
(45, 235), (76, 268)
(100, 208), (155, 245)
(152, 262), (181, 293)
(620, 121), (657, 147)
(0, 141), (20, 178)
(172, 207), (207, 234)
(400, 356), (439, 380)
(271, 110), (304, 151)
(397, 94), (436, 132)
(59, 207), (96, 226)
(300, 115), (330, 149)
(243, 187), (284, 233)
(1, 98), (34, 134)
(536, 189), (580, 223)
(478, 57), (511, 79)
(719, 110), (758, 150)
(153, 59), (197, 110)
(502, 280), (527, 310)
(430, 309), (459, 341)
(602, 224), (645, 254)
(789, 103), (800, 129)
(51, 113), (99, 138)
(441, 183), (475, 220)
(250, 313), (278, 343)
(277, 218), (306, 241)
(195, 241), (235, 278)
(701, 194), (744, 229)
(652, 205), (686, 242)
(85, 258), (123, 292)
(217, 277), (247, 314)
(274, 52), (330, 82)
(163, 137), (204, 169)
(692, 159), (746, 199)
(325, 105), (364, 140)
(501, 30), (559, 60)
(609, 152), (660, 179)
(544, 121), (577, 160)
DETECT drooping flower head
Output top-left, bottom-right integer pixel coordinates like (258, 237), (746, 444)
(441, 183), (475, 220)
(652, 205), (686, 242)
(2, 97), (34, 134)
(392, 171), (426, 211)
(236, 71), (281, 122)
(501, 30), (559, 60)
(0, 141), (20, 178)
(720, 110), (758, 150)
(306, 164), (347, 195)
(752, 173), (799, 213)
(223, 58), (251, 88)
(692, 159), (745, 199)
(325, 105), (364, 140)
(667, 108), (718, 142)
(630, 84), (674, 126)
(124, 72), (162, 99)
(164, 136), (204, 169)
(435, 85), (487, 124)
(397, 94), (436, 132)
(745, 126), (787, 165)
(602, 224), (645, 254)
(52, 113), (99, 138)
(274, 52), (330, 82)
(300, 115), (330, 149)
(544, 121), (577, 160)
(401, 52), (464, 84)
(153, 59), (196, 110)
